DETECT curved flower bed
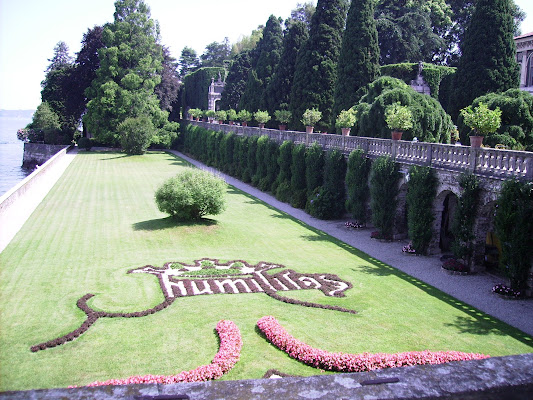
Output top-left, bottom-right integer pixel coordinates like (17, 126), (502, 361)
(257, 316), (489, 372)
(81, 320), (242, 387)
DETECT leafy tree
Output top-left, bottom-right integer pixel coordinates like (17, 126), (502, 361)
(26, 102), (62, 143)
(200, 38), (231, 67)
(290, 0), (346, 132)
(231, 27), (263, 56)
(45, 41), (73, 73)
(333, 0), (380, 122)
(450, 0), (520, 120)
(155, 47), (181, 113)
(290, 2), (316, 28)
(456, 89), (533, 151)
(240, 15), (283, 113)
(219, 51), (252, 110)
(179, 46), (200, 77)
(375, 0), (448, 65)
(85, 0), (169, 147)
(264, 20), (309, 119)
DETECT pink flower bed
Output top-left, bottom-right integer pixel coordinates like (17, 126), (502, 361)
(80, 320), (242, 387)
(257, 316), (489, 372)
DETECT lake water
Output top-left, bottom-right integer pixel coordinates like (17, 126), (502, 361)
(0, 111), (34, 196)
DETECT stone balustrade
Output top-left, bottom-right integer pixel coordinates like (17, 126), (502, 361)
(189, 121), (533, 181)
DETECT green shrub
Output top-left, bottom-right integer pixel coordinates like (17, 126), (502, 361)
(305, 142), (324, 198)
(243, 135), (258, 183)
(118, 116), (156, 155)
(307, 187), (339, 220)
(451, 173), (481, 267)
(494, 179), (533, 292)
(406, 166), (437, 255)
(235, 136), (249, 180)
(345, 149), (371, 224)
(220, 133), (235, 175)
(369, 156), (401, 239)
(274, 141), (294, 201)
(77, 137), (93, 151)
(263, 140), (280, 193)
(253, 135), (270, 187)
(290, 143), (307, 208)
(155, 168), (227, 221)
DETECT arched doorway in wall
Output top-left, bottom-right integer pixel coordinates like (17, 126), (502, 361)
(439, 191), (458, 253)
(477, 200), (500, 271)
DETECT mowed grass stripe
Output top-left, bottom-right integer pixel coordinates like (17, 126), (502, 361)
(0, 151), (531, 391)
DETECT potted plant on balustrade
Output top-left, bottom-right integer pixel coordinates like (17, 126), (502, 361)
(189, 108), (202, 121)
(205, 110), (216, 123)
(385, 102), (413, 140)
(274, 109), (292, 131)
(254, 110), (271, 129)
(215, 110), (227, 124)
(237, 110), (252, 126)
(227, 109), (238, 125)
(301, 108), (322, 134)
(460, 102), (502, 148)
(336, 109), (357, 136)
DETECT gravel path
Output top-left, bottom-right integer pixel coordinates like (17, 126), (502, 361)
(170, 150), (533, 338)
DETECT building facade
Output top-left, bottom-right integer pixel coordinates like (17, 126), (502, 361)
(516, 32), (533, 94)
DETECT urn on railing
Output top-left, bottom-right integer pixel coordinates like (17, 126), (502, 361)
(301, 108), (322, 134)
(336, 109), (357, 136)
(385, 102), (413, 141)
(460, 102), (502, 148)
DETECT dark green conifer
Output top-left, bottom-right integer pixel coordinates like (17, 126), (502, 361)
(450, 0), (520, 119)
(333, 0), (380, 123)
(290, 0), (346, 132)
(219, 51), (252, 110)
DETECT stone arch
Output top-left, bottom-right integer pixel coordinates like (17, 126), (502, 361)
(394, 182), (408, 239)
(428, 190), (459, 255)
(473, 200), (499, 271)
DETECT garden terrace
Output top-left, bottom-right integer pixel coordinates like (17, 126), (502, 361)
(189, 121), (533, 181)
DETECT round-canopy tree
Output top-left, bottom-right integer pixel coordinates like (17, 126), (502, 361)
(155, 168), (227, 221)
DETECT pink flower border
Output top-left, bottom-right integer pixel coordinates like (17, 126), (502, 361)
(77, 319), (242, 387)
(257, 316), (489, 372)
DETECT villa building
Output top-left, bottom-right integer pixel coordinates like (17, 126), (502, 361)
(516, 31), (533, 94)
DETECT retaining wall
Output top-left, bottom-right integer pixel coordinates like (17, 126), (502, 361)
(22, 143), (69, 168)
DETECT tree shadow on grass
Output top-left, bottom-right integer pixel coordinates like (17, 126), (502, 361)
(133, 217), (218, 231)
(444, 316), (507, 337)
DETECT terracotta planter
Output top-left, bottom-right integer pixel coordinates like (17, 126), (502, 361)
(391, 130), (403, 140)
(259, 123), (265, 129)
(470, 135), (484, 148)
(242, 121), (248, 127)
(306, 126), (314, 134)
(341, 127), (351, 136)
(218, 120), (224, 124)
(279, 124), (287, 131)
(229, 121), (234, 125)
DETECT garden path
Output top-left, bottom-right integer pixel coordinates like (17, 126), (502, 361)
(170, 150), (533, 338)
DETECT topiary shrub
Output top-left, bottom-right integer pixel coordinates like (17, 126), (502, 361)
(494, 179), (533, 293)
(451, 173), (481, 268)
(305, 142), (324, 198)
(406, 166), (438, 255)
(369, 156), (401, 239)
(77, 137), (93, 151)
(155, 168), (227, 221)
(290, 143), (307, 208)
(274, 141), (294, 202)
(308, 149), (346, 220)
(351, 76), (453, 143)
(253, 135), (270, 187)
(261, 139), (280, 193)
(345, 149), (371, 225)
(118, 116), (156, 155)
(243, 135), (258, 183)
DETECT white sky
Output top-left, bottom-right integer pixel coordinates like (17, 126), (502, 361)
(1, 0), (532, 110)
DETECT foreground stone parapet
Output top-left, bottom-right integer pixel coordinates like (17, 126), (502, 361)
(2, 353), (532, 399)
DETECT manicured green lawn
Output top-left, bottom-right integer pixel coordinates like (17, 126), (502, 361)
(0, 151), (531, 391)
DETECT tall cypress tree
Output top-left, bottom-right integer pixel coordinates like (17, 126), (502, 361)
(219, 51), (252, 110)
(239, 15), (283, 112)
(290, 0), (346, 132)
(264, 20), (309, 119)
(450, 0), (519, 120)
(333, 0), (380, 125)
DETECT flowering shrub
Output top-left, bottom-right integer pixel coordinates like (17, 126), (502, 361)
(345, 221), (364, 229)
(402, 242), (417, 254)
(442, 259), (468, 272)
(257, 316), (489, 373)
(79, 320), (242, 387)
(492, 284), (522, 299)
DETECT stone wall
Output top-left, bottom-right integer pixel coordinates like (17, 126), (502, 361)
(22, 143), (69, 168)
